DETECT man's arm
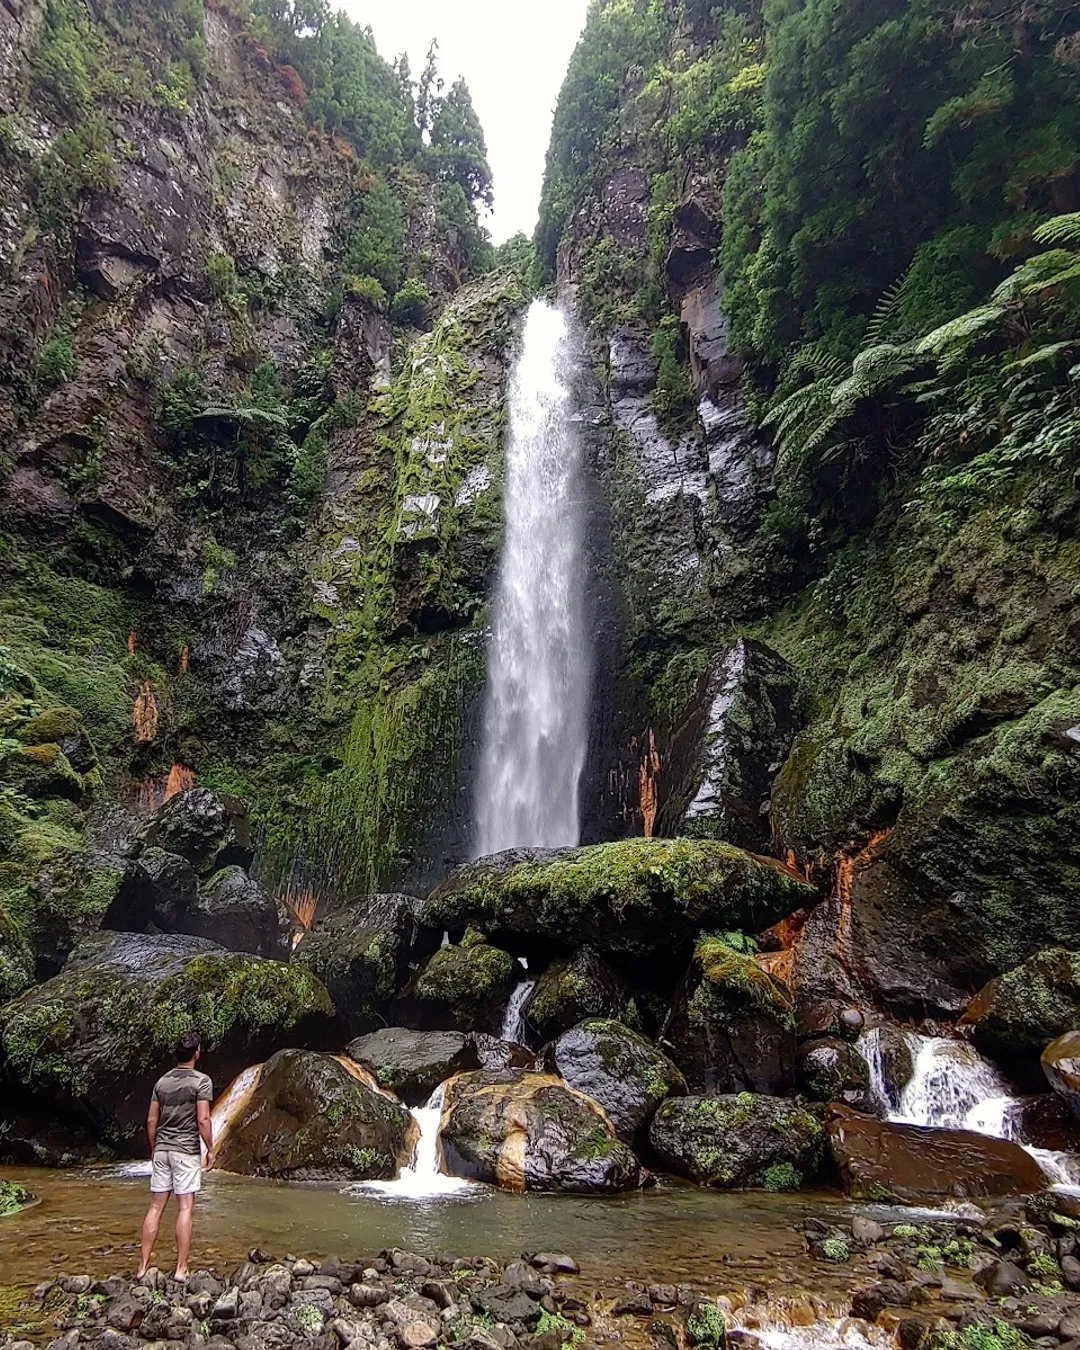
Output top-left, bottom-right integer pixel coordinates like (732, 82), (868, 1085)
(197, 1099), (214, 1169)
(146, 1097), (160, 1157)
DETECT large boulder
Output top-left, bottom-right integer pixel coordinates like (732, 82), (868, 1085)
(649, 1093), (824, 1189)
(659, 937), (795, 1094)
(536, 1019), (685, 1143)
(214, 1049), (412, 1181)
(826, 1105), (1046, 1201)
(966, 949), (1080, 1088)
(658, 639), (800, 852)
(0, 931), (338, 1149)
(439, 1070), (641, 1193)
(422, 838), (812, 960)
(347, 1028), (480, 1106)
(1042, 1031), (1080, 1121)
(797, 1037), (875, 1110)
(524, 946), (636, 1043)
(295, 894), (419, 1033)
(28, 849), (126, 977)
(132, 788), (253, 877)
(408, 938), (517, 1033)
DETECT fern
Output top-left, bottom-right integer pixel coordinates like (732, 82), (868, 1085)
(992, 250), (1079, 302)
(1032, 213), (1080, 247)
(914, 304), (1005, 362)
(865, 268), (916, 347)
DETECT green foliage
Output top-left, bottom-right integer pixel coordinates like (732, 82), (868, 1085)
(31, 0), (101, 118)
(535, 1309), (585, 1346)
(343, 176), (405, 297)
(925, 1318), (1034, 1350)
(686, 1302), (728, 1348)
(820, 1237), (851, 1263)
(0, 1179), (33, 1218)
(390, 277), (430, 327)
(429, 77), (493, 210)
(695, 932), (793, 1022)
(37, 335), (77, 388)
(758, 1161), (802, 1190)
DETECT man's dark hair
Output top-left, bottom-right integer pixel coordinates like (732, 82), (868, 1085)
(175, 1030), (201, 1062)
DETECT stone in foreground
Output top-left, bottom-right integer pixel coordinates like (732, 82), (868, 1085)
(536, 1019), (685, 1142)
(648, 1093), (823, 1189)
(0, 931), (337, 1149)
(1043, 1031), (1080, 1121)
(214, 1049), (412, 1180)
(423, 838), (812, 957)
(439, 1070), (641, 1193)
(347, 1028), (480, 1106)
(826, 1105), (1046, 1201)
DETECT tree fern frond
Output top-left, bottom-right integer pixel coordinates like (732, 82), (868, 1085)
(914, 305), (1005, 357)
(1032, 213), (1080, 247)
(992, 250), (1076, 302)
(1005, 341), (1076, 371)
(865, 267), (916, 347)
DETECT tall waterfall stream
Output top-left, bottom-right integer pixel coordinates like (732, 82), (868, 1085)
(474, 300), (590, 855)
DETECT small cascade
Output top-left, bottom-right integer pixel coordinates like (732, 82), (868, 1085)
(855, 1027), (894, 1113)
(354, 1084), (475, 1201)
(501, 980), (535, 1045)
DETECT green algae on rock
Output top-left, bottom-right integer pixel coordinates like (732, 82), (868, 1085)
(423, 838), (812, 956)
(0, 1179), (33, 1217)
(525, 946), (636, 1043)
(411, 939), (517, 1033)
(966, 948), (1080, 1089)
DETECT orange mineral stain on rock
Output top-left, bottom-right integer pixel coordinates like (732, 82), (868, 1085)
(285, 886), (318, 948)
(332, 1055), (399, 1103)
(179, 645), (190, 673)
(639, 729), (661, 838)
(163, 763), (195, 801)
(831, 828), (890, 970)
(127, 631), (137, 655)
(132, 680), (159, 744)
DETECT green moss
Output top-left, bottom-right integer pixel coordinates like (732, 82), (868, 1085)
(414, 941), (514, 1024)
(756, 1161), (802, 1191)
(687, 1303), (727, 1349)
(0, 1179), (33, 1217)
(820, 1238), (851, 1262)
(15, 707), (83, 745)
(925, 1318), (1034, 1350)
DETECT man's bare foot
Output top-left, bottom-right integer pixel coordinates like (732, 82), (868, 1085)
(172, 1270), (189, 1283)
(135, 1267), (148, 1280)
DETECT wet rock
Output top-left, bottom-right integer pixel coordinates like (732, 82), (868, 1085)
(974, 1261), (1030, 1297)
(132, 788), (253, 876)
(659, 945), (795, 1095)
(536, 1018), (685, 1141)
(409, 940), (517, 1034)
(215, 1048), (411, 1181)
(30, 850), (126, 977)
(472, 1034), (534, 1074)
(1009, 1093), (1080, 1150)
(839, 1008), (865, 1042)
(648, 1093), (824, 1188)
(107, 1296), (144, 1333)
(827, 1105), (1046, 1202)
(297, 896), (420, 1033)
(440, 1070), (641, 1193)
(966, 949), (1080, 1088)
(528, 1254), (579, 1275)
(423, 839), (812, 959)
(613, 1290), (653, 1316)
(471, 1285), (543, 1326)
(657, 639), (800, 852)
(346, 1029), (479, 1106)
(851, 1283), (914, 1320)
(1063, 1255), (1080, 1291)
(524, 947), (635, 1042)
(1043, 1032), (1080, 1121)
(851, 1217), (886, 1245)
(0, 931), (338, 1149)
(797, 1037), (874, 1109)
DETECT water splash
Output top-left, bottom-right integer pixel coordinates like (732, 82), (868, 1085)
(474, 300), (590, 855)
(501, 980), (535, 1045)
(353, 1084), (476, 1202)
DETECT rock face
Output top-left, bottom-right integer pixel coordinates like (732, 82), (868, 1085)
(0, 931), (337, 1148)
(524, 947), (635, 1043)
(346, 1028), (480, 1106)
(826, 1106), (1046, 1201)
(658, 640), (801, 852)
(439, 1071), (641, 1193)
(648, 1094), (824, 1189)
(1042, 1032), (1080, 1121)
(423, 839), (812, 959)
(536, 1019), (685, 1143)
(214, 1049), (412, 1181)
(408, 940), (517, 1034)
(966, 948), (1080, 1087)
(295, 895), (420, 1033)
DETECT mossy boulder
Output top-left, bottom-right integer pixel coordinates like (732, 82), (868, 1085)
(296, 894), (419, 1033)
(346, 1027), (480, 1106)
(658, 937), (795, 1095)
(536, 1019), (685, 1142)
(16, 706), (96, 773)
(132, 788), (253, 877)
(409, 939), (517, 1033)
(648, 1093), (824, 1189)
(796, 1037), (875, 1109)
(9, 743), (84, 802)
(0, 930), (338, 1150)
(1042, 1031), (1080, 1122)
(524, 946), (635, 1042)
(440, 1070), (642, 1193)
(0, 1178), (33, 1217)
(423, 838), (812, 959)
(0, 905), (34, 1005)
(966, 948), (1080, 1088)
(32, 850), (125, 977)
(826, 1104), (1045, 1201)
(214, 1048), (412, 1181)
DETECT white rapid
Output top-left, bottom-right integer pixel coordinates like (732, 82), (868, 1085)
(474, 300), (590, 856)
(857, 1029), (1080, 1187)
(501, 979), (535, 1045)
(354, 1084), (474, 1201)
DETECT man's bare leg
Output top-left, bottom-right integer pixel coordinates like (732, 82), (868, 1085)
(174, 1192), (195, 1281)
(137, 1192), (170, 1277)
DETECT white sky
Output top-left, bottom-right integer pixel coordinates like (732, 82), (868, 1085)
(343, 0), (590, 244)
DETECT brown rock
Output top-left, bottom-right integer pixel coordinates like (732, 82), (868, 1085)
(1043, 1032), (1080, 1121)
(827, 1106), (1045, 1202)
(399, 1323), (438, 1349)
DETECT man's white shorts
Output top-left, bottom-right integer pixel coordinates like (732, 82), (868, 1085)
(150, 1150), (202, 1195)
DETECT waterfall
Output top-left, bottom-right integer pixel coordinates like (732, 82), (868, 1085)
(355, 1084), (474, 1200)
(501, 980), (535, 1045)
(474, 300), (590, 856)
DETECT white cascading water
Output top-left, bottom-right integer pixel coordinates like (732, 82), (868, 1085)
(501, 980), (535, 1045)
(355, 1084), (474, 1201)
(474, 300), (590, 856)
(857, 1029), (1080, 1188)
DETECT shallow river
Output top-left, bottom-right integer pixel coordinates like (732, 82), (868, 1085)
(0, 1166), (860, 1297)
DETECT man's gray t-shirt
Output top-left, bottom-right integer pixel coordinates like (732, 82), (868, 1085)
(153, 1067), (213, 1156)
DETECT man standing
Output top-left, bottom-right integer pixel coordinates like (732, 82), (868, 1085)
(137, 1030), (214, 1281)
